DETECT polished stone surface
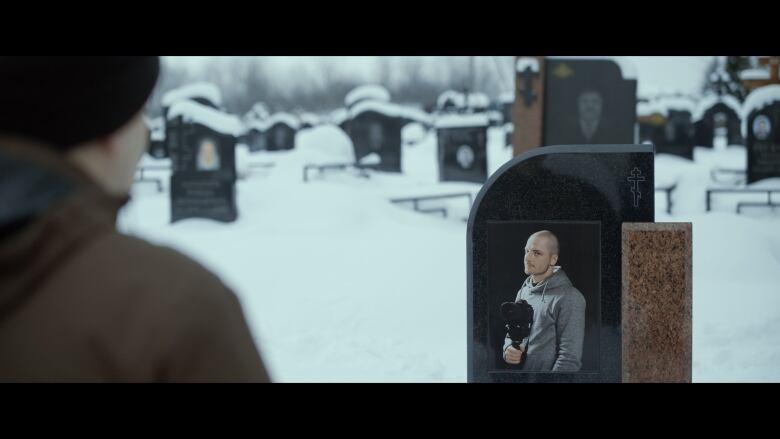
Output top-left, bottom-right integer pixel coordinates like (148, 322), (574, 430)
(468, 144), (654, 382)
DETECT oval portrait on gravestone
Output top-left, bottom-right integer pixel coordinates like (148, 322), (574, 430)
(457, 144), (475, 169)
(196, 138), (221, 171)
(577, 90), (603, 142)
(753, 115), (772, 141)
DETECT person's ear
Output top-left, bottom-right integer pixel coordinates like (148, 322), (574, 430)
(551, 254), (558, 266)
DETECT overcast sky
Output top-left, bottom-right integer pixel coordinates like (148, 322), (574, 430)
(163, 56), (717, 98)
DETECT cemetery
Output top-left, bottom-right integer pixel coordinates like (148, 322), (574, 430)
(112, 56), (780, 382)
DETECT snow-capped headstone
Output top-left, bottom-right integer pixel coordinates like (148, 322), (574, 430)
(166, 101), (238, 223)
(244, 120), (267, 153)
(467, 144), (654, 382)
(652, 96), (697, 160)
(543, 58), (637, 147)
(345, 101), (403, 172)
(744, 85), (780, 183)
(264, 113), (299, 151)
(161, 82), (222, 117)
(693, 94), (744, 148)
(436, 113), (489, 183)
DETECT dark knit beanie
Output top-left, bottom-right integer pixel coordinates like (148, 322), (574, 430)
(0, 56), (160, 149)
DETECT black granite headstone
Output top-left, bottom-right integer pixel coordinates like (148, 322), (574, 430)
(543, 59), (637, 146)
(467, 144), (654, 382)
(694, 102), (743, 148)
(436, 115), (489, 184)
(167, 115), (238, 223)
(266, 122), (296, 151)
(347, 110), (402, 173)
(245, 128), (267, 153)
(747, 100), (780, 184)
(655, 109), (695, 160)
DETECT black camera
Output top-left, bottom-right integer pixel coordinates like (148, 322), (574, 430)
(501, 300), (534, 364)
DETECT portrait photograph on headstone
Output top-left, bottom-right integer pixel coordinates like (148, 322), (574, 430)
(487, 221), (600, 374)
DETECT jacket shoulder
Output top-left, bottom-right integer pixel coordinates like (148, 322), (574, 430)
(67, 231), (233, 302)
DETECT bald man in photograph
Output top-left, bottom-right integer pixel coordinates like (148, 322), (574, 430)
(503, 230), (586, 372)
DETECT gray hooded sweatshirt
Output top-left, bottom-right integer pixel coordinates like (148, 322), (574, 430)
(503, 267), (586, 372)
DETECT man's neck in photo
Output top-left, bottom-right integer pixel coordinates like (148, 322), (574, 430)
(532, 269), (554, 284)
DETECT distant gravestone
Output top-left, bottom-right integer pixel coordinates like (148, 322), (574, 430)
(744, 85), (780, 183)
(264, 113), (300, 151)
(346, 101), (403, 173)
(166, 100), (241, 223)
(468, 144), (654, 382)
(543, 58), (637, 146)
(245, 128), (267, 153)
(693, 95), (744, 148)
(161, 82), (222, 118)
(650, 96), (696, 159)
(436, 113), (489, 183)
(657, 110), (696, 160)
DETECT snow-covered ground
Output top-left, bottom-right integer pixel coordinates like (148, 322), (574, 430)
(119, 129), (779, 382)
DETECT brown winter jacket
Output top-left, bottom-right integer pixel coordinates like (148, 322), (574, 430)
(0, 138), (270, 382)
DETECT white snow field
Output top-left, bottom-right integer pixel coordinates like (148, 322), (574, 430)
(119, 126), (780, 382)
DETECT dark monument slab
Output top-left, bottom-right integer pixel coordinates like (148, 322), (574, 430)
(693, 97), (744, 148)
(346, 103), (403, 173)
(264, 113), (299, 151)
(745, 91), (780, 184)
(543, 59), (637, 146)
(244, 127), (267, 153)
(436, 114), (489, 184)
(467, 144), (654, 382)
(161, 82), (222, 119)
(166, 101), (240, 223)
(638, 114), (665, 146)
(655, 109), (695, 160)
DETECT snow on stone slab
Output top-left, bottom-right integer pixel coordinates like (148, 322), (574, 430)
(299, 112), (321, 126)
(465, 92), (490, 109)
(349, 100), (404, 120)
(739, 68), (770, 80)
(398, 106), (433, 126)
(653, 95), (698, 116)
(345, 84), (391, 108)
(359, 152), (381, 166)
(434, 113), (490, 129)
(437, 90), (465, 109)
(692, 93), (743, 121)
(265, 112), (301, 130)
(436, 90), (490, 111)
(161, 82), (223, 108)
(297, 124), (355, 165)
(740, 85), (780, 136)
(546, 56), (638, 80)
(167, 100), (243, 137)
(515, 57), (540, 73)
